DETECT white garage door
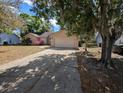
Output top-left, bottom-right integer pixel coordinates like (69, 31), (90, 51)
(54, 37), (75, 48)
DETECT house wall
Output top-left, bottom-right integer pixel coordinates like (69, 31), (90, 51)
(95, 32), (102, 46)
(0, 33), (10, 45)
(40, 32), (53, 45)
(9, 34), (21, 44)
(25, 34), (40, 45)
(95, 32), (123, 46)
(51, 31), (78, 48)
(114, 35), (123, 45)
(30, 37), (41, 45)
(48, 35), (52, 45)
(40, 37), (47, 44)
(0, 33), (21, 45)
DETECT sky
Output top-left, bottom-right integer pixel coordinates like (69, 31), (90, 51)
(19, 3), (35, 16)
(19, 0), (35, 15)
(19, 0), (61, 32)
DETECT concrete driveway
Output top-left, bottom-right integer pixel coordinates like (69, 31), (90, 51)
(0, 48), (82, 93)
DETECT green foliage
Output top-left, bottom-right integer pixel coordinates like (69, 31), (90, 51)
(20, 13), (50, 33)
(33, 0), (122, 41)
(0, 0), (25, 32)
(33, 1), (95, 38)
(22, 38), (32, 45)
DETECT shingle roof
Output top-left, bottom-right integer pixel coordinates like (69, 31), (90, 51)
(40, 32), (53, 38)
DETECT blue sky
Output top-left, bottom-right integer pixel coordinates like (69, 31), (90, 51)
(19, 3), (35, 16)
(19, 2), (61, 32)
(50, 24), (61, 32)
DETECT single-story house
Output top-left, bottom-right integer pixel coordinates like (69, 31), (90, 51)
(0, 33), (21, 45)
(95, 32), (123, 46)
(95, 32), (102, 46)
(40, 32), (53, 44)
(50, 30), (78, 49)
(114, 35), (123, 46)
(25, 33), (44, 45)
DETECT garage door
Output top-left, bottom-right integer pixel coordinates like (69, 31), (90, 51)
(54, 37), (75, 48)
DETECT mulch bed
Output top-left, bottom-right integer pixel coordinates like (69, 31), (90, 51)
(76, 49), (123, 93)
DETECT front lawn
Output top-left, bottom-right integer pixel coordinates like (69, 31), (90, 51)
(0, 46), (46, 65)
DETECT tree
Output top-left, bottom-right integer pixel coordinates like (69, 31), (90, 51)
(0, 0), (25, 32)
(20, 13), (50, 34)
(33, 0), (122, 67)
(98, 0), (122, 67)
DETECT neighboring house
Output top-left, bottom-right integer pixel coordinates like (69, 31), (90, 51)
(95, 32), (123, 46)
(114, 35), (123, 46)
(0, 33), (21, 45)
(50, 30), (78, 49)
(95, 32), (102, 46)
(40, 32), (53, 45)
(25, 33), (44, 45)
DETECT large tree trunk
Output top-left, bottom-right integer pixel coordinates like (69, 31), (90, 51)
(99, 0), (109, 63)
(104, 36), (114, 67)
(84, 42), (87, 52)
(100, 36), (107, 63)
(84, 41), (88, 55)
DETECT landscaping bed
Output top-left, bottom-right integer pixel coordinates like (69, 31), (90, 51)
(76, 48), (123, 93)
(0, 46), (46, 65)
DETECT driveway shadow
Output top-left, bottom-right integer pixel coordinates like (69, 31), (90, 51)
(0, 53), (82, 93)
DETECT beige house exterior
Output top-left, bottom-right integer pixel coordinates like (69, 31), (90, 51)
(40, 32), (53, 44)
(25, 33), (43, 45)
(51, 30), (78, 49)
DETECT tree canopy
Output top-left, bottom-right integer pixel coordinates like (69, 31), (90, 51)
(0, 0), (25, 32)
(20, 13), (50, 34)
(33, 0), (123, 67)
